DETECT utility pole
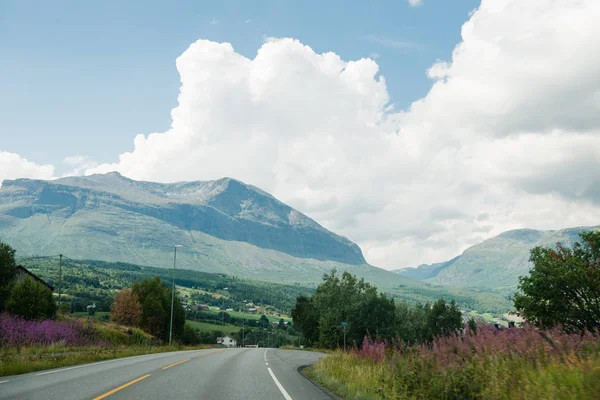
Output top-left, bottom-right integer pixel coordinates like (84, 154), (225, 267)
(342, 322), (348, 351)
(58, 254), (63, 307)
(242, 319), (245, 348)
(169, 245), (182, 346)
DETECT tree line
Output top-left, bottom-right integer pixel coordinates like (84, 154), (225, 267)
(291, 270), (463, 348)
(292, 230), (600, 349)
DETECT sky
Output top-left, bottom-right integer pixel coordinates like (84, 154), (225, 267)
(1, 0), (599, 270)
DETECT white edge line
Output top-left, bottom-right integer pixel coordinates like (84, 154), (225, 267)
(267, 367), (293, 400)
(35, 349), (205, 376)
(0, 380), (9, 384)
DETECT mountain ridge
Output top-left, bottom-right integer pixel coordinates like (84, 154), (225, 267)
(394, 225), (600, 292)
(0, 172), (365, 265)
(0, 172), (514, 313)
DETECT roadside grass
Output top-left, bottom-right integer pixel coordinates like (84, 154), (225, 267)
(0, 344), (214, 377)
(308, 326), (600, 400)
(309, 351), (600, 400)
(0, 313), (217, 377)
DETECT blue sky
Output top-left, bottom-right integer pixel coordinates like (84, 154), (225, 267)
(1, 0), (479, 172)
(2, 1), (599, 268)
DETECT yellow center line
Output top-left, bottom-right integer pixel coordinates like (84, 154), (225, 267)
(93, 374), (151, 400)
(162, 358), (191, 370)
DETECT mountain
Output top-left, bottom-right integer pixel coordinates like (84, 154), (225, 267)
(393, 256), (460, 280)
(0, 172), (364, 267)
(395, 226), (600, 292)
(0, 172), (512, 313)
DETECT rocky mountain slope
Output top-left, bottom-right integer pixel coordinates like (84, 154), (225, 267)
(395, 226), (599, 292)
(0, 172), (513, 312)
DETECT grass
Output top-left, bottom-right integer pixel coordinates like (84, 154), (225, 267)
(72, 311), (110, 320)
(308, 326), (600, 400)
(185, 320), (240, 334)
(0, 344), (213, 377)
(201, 308), (292, 323)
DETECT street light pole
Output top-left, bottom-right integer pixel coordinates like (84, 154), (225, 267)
(58, 254), (63, 307)
(169, 245), (183, 346)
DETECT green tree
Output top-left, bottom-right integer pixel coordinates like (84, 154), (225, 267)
(293, 270), (397, 349)
(514, 231), (600, 332)
(0, 242), (17, 311)
(131, 276), (185, 342)
(291, 295), (320, 345)
(258, 314), (270, 328)
(181, 323), (200, 345)
(394, 301), (428, 344)
(6, 277), (57, 320)
(424, 299), (463, 340)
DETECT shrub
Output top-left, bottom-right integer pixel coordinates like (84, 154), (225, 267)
(6, 277), (57, 320)
(312, 324), (600, 399)
(129, 328), (149, 346)
(0, 312), (107, 347)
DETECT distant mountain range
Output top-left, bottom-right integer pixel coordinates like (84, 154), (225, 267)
(0, 172), (517, 312)
(394, 226), (600, 292)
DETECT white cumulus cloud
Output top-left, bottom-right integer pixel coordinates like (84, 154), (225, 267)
(62, 155), (97, 177)
(88, 0), (600, 269)
(408, 0), (423, 7)
(0, 151), (54, 186)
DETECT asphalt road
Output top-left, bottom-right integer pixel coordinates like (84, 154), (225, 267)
(0, 348), (331, 400)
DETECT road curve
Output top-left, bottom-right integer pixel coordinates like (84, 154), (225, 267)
(0, 348), (331, 400)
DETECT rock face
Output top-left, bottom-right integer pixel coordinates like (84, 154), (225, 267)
(395, 226), (600, 291)
(0, 172), (367, 273)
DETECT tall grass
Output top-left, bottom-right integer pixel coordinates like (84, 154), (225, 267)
(0, 313), (213, 377)
(309, 325), (600, 400)
(0, 312), (108, 347)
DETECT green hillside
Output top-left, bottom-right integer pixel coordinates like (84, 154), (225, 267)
(1, 173), (512, 313)
(396, 226), (600, 293)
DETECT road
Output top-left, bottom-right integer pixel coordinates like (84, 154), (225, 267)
(0, 348), (331, 400)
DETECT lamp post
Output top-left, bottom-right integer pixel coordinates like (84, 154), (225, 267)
(221, 287), (228, 325)
(342, 322), (348, 351)
(169, 245), (183, 346)
(242, 319), (245, 348)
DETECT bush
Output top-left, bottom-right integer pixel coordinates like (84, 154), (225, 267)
(311, 324), (600, 399)
(181, 324), (200, 345)
(129, 328), (149, 346)
(58, 302), (72, 316)
(6, 277), (57, 320)
(0, 312), (107, 347)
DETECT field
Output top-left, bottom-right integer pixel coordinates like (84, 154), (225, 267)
(201, 308), (291, 323)
(73, 311), (110, 320)
(308, 325), (600, 399)
(186, 320), (240, 334)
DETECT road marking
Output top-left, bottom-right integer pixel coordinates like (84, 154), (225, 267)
(162, 358), (191, 370)
(36, 357), (125, 376)
(35, 350), (209, 376)
(0, 380), (9, 384)
(265, 362), (269, 365)
(267, 367), (293, 400)
(93, 374), (151, 400)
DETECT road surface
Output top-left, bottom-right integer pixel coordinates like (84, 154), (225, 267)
(0, 348), (331, 400)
